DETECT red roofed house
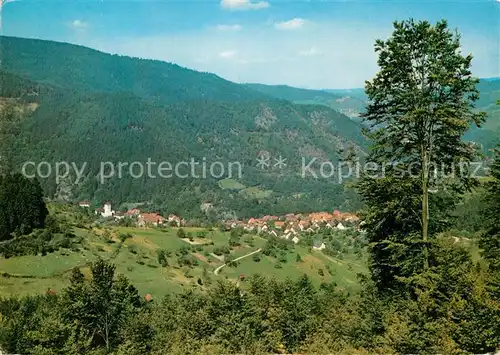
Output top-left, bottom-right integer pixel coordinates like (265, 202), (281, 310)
(125, 208), (141, 217)
(274, 221), (286, 229)
(138, 213), (165, 227)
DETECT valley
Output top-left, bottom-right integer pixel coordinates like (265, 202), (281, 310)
(0, 205), (367, 298)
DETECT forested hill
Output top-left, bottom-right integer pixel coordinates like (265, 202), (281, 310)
(0, 36), (366, 219)
(464, 78), (500, 151)
(245, 83), (367, 118)
(248, 80), (500, 150)
(0, 36), (269, 104)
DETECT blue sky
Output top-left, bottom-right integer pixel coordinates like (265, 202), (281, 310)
(2, 0), (500, 88)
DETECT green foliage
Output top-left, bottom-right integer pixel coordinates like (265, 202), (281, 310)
(119, 233), (132, 243)
(0, 173), (48, 241)
(176, 228), (186, 239)
(360, 19), (484, 293)
(156, 249), (169, 267)
(480, 146), (500, 298)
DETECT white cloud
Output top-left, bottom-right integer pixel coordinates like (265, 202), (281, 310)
(85, 20), (498, 89)
(70, 20), (88, 29)
(220, 0), (269, 11)
(216, 24), (242, 31)
(299, 47), (322, 57)
(275, 18), (306, 30)
(219, 50), (237, 59)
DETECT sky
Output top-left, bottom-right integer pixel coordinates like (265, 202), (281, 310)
(2, 0), (500, 89)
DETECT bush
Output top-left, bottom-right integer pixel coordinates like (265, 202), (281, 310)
(178, 254), (198, 267)
(213, 246), (230, 256)
(157, 249), (169, 267)
(278, 252), (288, 264)
(177, 228), (186, 239)
(252, 253), (261, 262)
(119, 233), (133, 243)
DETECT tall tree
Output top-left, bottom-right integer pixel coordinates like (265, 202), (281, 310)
(480, 118), (500, 298)
(60, 259), (141, 352)
(360, 19), (485, 291)
(0, 173), (48, 240)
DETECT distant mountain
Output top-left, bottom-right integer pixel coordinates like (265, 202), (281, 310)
(247, 81), (500, 151)
(465, 78), (500, 151)
(0, 36), (366, 219)
(245, 83), (367, 119)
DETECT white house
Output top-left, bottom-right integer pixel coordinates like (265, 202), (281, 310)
(101, 202), (114, 218)
(168, 214), (181, 226)
(292, 236), (300, 244)
(313, 242), (326, 251)
(336, 222), (346, 230)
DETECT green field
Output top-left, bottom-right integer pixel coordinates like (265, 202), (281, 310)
(0, 226), (367, 298)
(218, 178), (246, 190)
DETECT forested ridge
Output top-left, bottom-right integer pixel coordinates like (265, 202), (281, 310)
(0, 36), (367, 218)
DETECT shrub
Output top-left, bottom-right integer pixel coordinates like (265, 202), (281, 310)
(157, 249), (169, 267)
(177, 228), (186, 239)
(119, 233), (133, 243)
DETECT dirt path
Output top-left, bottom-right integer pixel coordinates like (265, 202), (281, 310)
(214, 248), (262, 276)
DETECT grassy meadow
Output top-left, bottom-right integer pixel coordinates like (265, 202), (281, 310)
(0, 225), (367, 298)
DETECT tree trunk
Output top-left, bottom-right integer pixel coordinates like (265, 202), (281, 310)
(422, 150), (430, 270)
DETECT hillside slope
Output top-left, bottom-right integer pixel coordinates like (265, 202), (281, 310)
(248, 81), (500, 149)
(246, 83), (367, 119)
(0, 36), (268, 104)
(464, 78), (500, 151)
(0, 37), (366, 218)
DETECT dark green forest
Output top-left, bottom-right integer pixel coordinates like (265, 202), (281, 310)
(0, 36), (370, 219)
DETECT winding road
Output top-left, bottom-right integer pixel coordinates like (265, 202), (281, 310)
(214, 248), (262, 275)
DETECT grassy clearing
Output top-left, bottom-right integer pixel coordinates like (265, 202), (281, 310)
(0, 226), (367, 298)
(218, 178), (246, 190)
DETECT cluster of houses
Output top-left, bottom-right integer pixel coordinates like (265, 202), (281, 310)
(226, 210), (361, 246)
(78, 201), (361, 250)
(78, 201), (183, 227)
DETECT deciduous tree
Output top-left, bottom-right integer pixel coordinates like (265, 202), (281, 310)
(360, 19), (485, 292)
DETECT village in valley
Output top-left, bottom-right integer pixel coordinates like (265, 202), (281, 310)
(84, 200), (363, 251)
